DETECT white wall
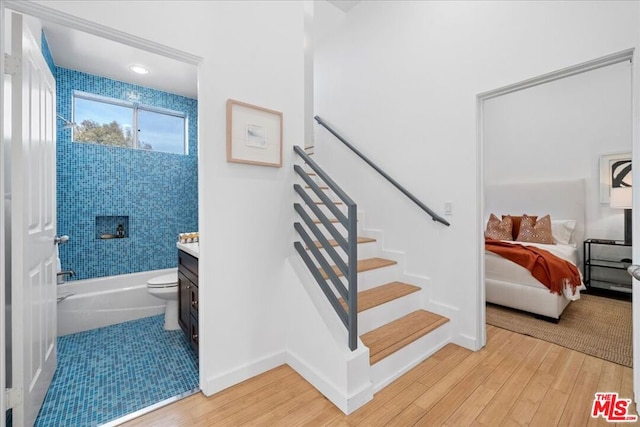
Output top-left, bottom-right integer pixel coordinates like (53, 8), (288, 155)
(1, 6), (7, 421)
(314, 1), (640, 348)
(484, 61), (632, 240)
(304, 1), (315, 148)
(30, 0), (304, 395)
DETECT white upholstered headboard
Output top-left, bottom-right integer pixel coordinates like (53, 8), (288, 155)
(484, 179), (586, 259)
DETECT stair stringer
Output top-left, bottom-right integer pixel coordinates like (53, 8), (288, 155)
(356, 215), (463, 391)
(284, 255), (373, 415)
(357, 212), (462, 344)
(370, 321), (451, 392)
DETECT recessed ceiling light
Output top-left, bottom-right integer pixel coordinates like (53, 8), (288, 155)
(129, 64), (150, 75)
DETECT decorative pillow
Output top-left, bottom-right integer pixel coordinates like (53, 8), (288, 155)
(516, 214), (554, 244)
(551, 219), (577, 245)
(485, 214), (513, 240)
(503, 215), (537, 240)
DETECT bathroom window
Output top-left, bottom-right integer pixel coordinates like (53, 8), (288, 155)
(137, 109), (186, 155)
(72, 92), (187, 155)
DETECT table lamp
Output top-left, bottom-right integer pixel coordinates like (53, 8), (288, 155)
(610, 186), (632, 245)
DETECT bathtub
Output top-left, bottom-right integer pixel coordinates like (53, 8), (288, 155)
(57, 268), (176, 337)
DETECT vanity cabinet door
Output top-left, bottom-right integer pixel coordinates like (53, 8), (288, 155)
(190, 315), (199, 353)
(189, 283), (199, 320)
(178, 271), (192, 335)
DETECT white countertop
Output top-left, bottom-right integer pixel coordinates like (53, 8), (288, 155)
(177, 242), (199, 258)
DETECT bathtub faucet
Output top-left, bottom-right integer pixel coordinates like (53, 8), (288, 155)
(57, 269), (75, 285)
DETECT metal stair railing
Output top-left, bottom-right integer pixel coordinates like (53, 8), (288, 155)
(293, 145), (358, 351)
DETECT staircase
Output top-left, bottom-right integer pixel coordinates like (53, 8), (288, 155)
(292, 145), (451, 408)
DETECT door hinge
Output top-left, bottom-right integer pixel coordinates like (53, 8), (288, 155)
(4, 53), (21, 75)
(5, 387), (22, 409)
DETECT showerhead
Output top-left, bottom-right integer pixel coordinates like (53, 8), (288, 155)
(56, 114), (77, 129)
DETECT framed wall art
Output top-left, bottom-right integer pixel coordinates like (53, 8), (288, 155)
(600, 152), (632, 203)
(226, 99), (283, 167)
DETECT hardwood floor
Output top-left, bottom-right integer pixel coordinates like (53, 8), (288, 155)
(123, 326), (637, 426)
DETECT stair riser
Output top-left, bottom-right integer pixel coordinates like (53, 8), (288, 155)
(298, 203), (347, 221)
(355, 264), (401, 292)
(309, 241), (378, 264)
(303, 265), (401, 302)
(297, 186), (336, 203)
(370, 321), (451, 392)
(357, 292), (422, 335)
(296, 185), (358, 213)
(296, 173), (323, 187)
(295, 217), (363, 240)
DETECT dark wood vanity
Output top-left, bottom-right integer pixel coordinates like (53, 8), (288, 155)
(178, 249), (199, 354)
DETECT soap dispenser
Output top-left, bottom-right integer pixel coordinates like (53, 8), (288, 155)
(116, 224), (125, 238)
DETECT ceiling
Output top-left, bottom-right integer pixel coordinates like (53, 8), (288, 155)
(42, 21), (198, 99)
(326, 1), (361, 13)
(40, 0), (361, 99)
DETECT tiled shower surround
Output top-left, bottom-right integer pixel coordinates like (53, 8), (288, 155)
(55, 67), (198, 280)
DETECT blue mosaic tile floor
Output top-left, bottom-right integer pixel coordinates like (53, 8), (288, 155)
(35, 315), (198, 427)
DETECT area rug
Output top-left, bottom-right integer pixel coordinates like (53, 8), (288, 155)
(486, 294), (632, 367)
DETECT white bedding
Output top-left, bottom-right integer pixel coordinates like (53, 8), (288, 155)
(485, 240), (585, 301)
(484, 179), (586, 319)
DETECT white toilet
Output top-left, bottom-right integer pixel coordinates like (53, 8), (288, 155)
(147, 272), (180, 331)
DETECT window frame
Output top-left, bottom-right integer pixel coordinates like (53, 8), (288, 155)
(72, 91), (188, 155)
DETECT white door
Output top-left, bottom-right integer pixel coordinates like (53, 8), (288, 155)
(9, 12), (57, 427)
(634, 50), (640, 407)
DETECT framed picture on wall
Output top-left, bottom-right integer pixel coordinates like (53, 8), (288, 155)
(600, 152), (632, 204)
(226, 99), (283, 168)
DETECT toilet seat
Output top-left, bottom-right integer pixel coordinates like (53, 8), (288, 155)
(147, 273), (178, 288)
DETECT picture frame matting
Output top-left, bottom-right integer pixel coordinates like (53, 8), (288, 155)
(600, 152), (632, 204)
(226, 99), (283, 168)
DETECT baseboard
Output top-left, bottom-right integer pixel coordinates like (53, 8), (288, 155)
(452, 333), (481, 350)
(286, 349), (373, 415)
(420, 298), (481, 350)
(201, 351), (286, 396)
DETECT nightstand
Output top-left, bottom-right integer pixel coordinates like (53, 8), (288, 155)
(583, 238), (632, 297)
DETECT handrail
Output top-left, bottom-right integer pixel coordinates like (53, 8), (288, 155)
(314, 116), (450, 227)
(293, 146), (358, 351)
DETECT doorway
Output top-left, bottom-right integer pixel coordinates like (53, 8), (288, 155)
(1, 3), (202, 425)
(476, 48), (637, 406)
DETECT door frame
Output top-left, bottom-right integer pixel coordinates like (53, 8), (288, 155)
(3, 1), (200, 65)
(1, 1), (6, 425)
(0, 1), (202, 424)
(475, 48), (637, 395)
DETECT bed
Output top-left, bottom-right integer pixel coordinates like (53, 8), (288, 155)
(484, 179), (586, 320)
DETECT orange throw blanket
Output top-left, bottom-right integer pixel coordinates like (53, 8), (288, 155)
(485, 239), (581, 295)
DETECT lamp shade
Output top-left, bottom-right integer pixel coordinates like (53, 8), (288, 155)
(610, 187), (632, 209)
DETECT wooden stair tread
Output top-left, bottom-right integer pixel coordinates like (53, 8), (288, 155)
(361, 310), (449, 365)
(312, 218), (340, 224)
(310, 236), (375, 249)
(319, 257), (397, 280)
(339, 282), (421, 313)
(314, 201), (343, 205)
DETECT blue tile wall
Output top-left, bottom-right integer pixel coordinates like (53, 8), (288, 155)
(41, 31), (56, 78)
(55, 67), (198, 280)
(95, 216), (129, 239)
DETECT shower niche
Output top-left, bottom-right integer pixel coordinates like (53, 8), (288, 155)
(95, 215), (129, 239)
